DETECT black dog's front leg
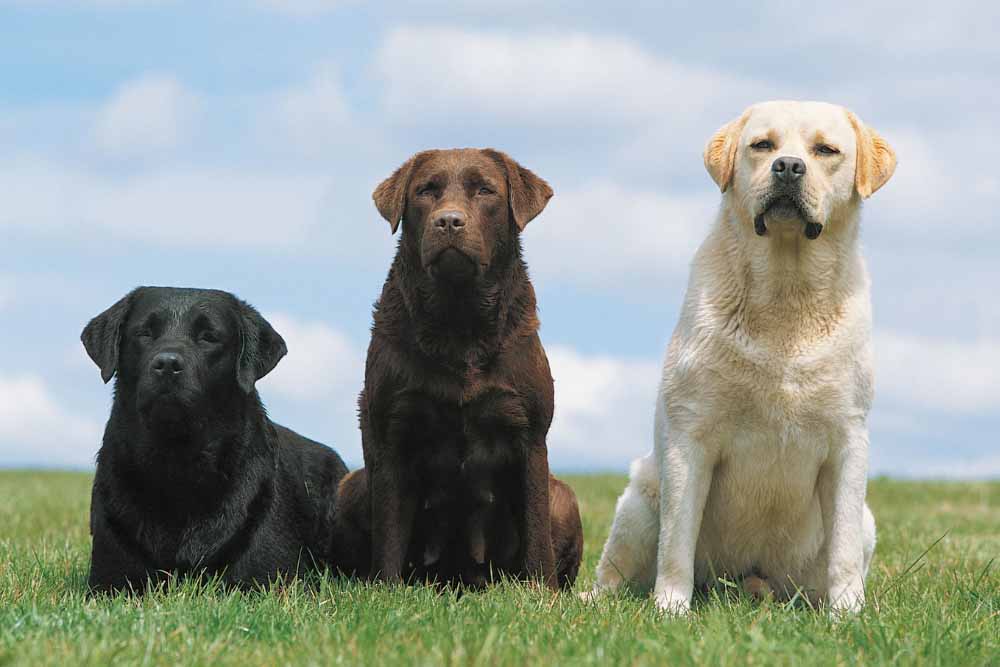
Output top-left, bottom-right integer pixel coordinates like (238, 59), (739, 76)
(88, 511), (152, 595)
(521, 442), (556, 590)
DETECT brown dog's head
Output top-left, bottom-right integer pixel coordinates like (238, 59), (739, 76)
(373, 148), (553, 283)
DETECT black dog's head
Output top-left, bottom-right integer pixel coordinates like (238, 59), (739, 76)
(81, 287), (286, 433)
(372, 148), (553, 284)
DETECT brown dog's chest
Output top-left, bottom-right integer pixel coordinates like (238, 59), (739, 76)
(388, 384), (528, 470)
(385, 385), (529, 583)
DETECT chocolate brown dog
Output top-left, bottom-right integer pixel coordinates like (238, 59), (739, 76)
(348, 148), (582, 589)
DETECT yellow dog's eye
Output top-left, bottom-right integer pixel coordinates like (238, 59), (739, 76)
(750, 140), (773, 151)
(816, 144), (840, 155)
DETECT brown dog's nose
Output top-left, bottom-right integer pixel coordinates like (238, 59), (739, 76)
(433, 210), (466, 231)
(772, 156), (806, 182)
(151, 351), (184, 376)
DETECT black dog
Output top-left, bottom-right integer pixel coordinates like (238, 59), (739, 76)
(82, 287), (348, 593)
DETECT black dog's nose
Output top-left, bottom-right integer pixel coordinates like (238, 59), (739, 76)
(433, 211), (466, 231)
(151, 352), (184, 376)
(771, 156), (806, 182)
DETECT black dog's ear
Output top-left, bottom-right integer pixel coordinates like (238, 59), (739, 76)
(236, 301), (288, 394)
(81, 289), (139, 384)
(484, 149), (554, 230)
(372, 150), (434, 234)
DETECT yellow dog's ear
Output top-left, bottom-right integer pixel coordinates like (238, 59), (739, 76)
(372, 151), (435, 234)
(847, 111), (897, 199)
(704, 109), (751, 192)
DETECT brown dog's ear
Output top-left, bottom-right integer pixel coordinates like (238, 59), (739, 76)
(485, 149), (554, 230)
(847, 111), (897, 199)
(704, 109), (751, 192)
(373, 151), (432, 234)
(81, 288), (140, 384)
(236, 300), (287, 394)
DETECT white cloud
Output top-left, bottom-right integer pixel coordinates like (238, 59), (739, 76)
(525, 183), (714, 287)
(546, 345), (660, 470)
(376, 27), (762, 127)
(0, 157), (331, 247)
(868, 125), (998, 238)
(258, 313), (364, 401)
(92, 74), (198, 160)
(875, 331), (1000, 414)
(765, 1), (1000, 56)
(254, 313), (366, 466)
(259, 63), (362, 158)
(0, 374), (103, 468)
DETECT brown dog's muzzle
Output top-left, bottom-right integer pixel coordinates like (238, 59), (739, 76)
(423, 208), (482, 283)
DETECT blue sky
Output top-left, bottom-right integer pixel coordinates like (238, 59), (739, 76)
(1, 1), (997, 477)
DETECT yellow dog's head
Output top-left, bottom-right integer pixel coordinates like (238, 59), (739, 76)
(704, 101), (896, 239)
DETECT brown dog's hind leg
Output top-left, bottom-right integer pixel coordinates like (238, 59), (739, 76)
(549, 476), (583, 590)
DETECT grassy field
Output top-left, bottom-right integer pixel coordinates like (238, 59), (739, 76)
(0, 471), (997, 666)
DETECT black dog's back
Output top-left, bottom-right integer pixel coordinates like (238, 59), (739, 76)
(272, 423), (348, 561)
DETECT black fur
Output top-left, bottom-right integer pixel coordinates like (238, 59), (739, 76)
(82, 286), (348, 593)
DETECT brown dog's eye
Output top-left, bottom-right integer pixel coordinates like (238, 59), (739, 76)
(477, 187), (494, 195)
(416, 185), (436, 197)
(815, 144), (840, 155)
(750, 140), (773, 151)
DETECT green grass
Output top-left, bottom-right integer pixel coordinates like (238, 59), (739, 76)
(1, 471), (997, 666)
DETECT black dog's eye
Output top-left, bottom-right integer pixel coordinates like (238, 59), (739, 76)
(750, 140), (774, 151)
(815, 144), (840, 155)
(134, 329), (152, 340)
(198, 331), (220, 344)
(477, 186), (494, 195)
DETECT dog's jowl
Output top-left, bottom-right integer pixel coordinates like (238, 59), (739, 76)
(82, 287), (348, 593)
(334, 149), (583, 589)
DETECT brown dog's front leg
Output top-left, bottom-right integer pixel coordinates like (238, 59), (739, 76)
(370, 457), (415, 583)
(521, 444), (556, 589)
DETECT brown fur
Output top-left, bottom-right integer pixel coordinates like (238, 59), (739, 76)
(339, 148), (577, 589)
(332, 469), (583, 589)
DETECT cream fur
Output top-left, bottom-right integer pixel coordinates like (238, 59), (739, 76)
(586, 101), (894, 615)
